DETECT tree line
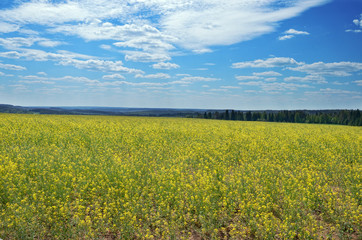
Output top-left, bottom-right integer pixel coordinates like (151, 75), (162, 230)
(199, 109), (362, 126)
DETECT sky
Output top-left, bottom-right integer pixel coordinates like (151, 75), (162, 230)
(0, 0), (361, 110)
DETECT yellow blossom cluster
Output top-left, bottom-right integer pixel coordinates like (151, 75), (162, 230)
(0, 114), (360, 239)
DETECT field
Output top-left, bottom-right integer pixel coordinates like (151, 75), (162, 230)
(0, 114), (360, 239)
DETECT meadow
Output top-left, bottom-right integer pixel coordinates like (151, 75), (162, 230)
(0, 114), (360, 239)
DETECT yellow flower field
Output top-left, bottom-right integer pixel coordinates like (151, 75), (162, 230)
(0, 114), (361, 239)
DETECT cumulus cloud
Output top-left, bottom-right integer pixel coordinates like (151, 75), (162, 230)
(0, 36), (64, 49)
(346, 14), (362, 33)
(279, 28), (310, 40)
(288, 61), (362, 76)
(253, 71), (282, 76)
(37, 40), (64, 48)
(0, 48), (93, 62)
(346, 29), (362, 33)
(238, 81), (312, 92)
(0, 37), (36, 49)
(0, 48), (144, 74)
(306, 88), (361, 95)
(220, 86), (241, 89)
(114, 38), (175, 52)
(124, 51), (171, 63)
(59, 59), (144, 74)
(353, 80), (362, 86)
(183, 76), (220, 82)
(102, 74), (126, 80)
(279, 35), (294, 40)
(135, 73), (171, 79)
(152, 62), (180, 70)
(177, 76), (220, 84)
(285, 29), (310, 35)
(234, 58), (362, 80)
(353, 14), (362, 27)
(284, 75), (327, 84)
(0, 62), (26, 71)
(0, 1), (92, 25)
(236, 76), (261, 81)
(232, 57), (301, 68)
(100, 44), (112, 50)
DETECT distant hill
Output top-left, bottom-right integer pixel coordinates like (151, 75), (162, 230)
(0, 104), (209, 117)
(0, 104), (360, 126)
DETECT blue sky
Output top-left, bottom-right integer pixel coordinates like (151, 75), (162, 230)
(0, 0), (361, 110)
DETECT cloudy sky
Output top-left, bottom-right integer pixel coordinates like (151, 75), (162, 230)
(0, 0), (361, 109)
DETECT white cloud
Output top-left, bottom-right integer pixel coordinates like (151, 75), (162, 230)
(220, 86), (241, 89)
(284, 75), (327, 84)
(279, 28), (309, 40)
(260, 82), (312, 92)
(285, 29), (310, 35)
(332, 81), (349, 86)
(0, 47), (144, 74)
(0, 1), (91, 25)
(0, 48), (94, 62)
(20, 79), (55, 85)
(238, 81), (312, 92)
(135, 73), (171, 79)
(160, 0), (329, 51)
(152, 62), (180, 70)
(347, 14), (362, 33)
(124, 51), (171, 63)
(21, 75), (48, 80)
(353, 14), (362, 27)
(236, 76), (261, 81)
(0, 62), (26, 71)
(100, 44), (112, 50)
(102, 74), (126, 80)
(265, 77), (277, 82)
(353, 80), (362, 86)
(37, 40), (64, 48)
(279, 35), (294, 40)
(59, 59), (144, 74)
(0, 37), (64, 49)
(306, 88), (361, 95)
(208, 88), (228, 92)
(114, 38), (174, 52)
(253, 71), (282, 76)
(353, 19), (360, 27)
(346, 29), (362, 33)
(0, 0), (330, 53)
(0, 37), (36, 49)
(192, 48), (213, 54)
(289, 61), (362, 76)
(232, 57), (301, 68)
(181, 76), (220, 82)
(0, 22), (19, 33)
(18, 28), (39, 35)
(37, 72), (47, 76)
(20, 75), (101, 85)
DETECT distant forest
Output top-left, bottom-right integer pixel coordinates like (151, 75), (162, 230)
(200, 109), (362, 126)
(0, 104), (360, 126)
